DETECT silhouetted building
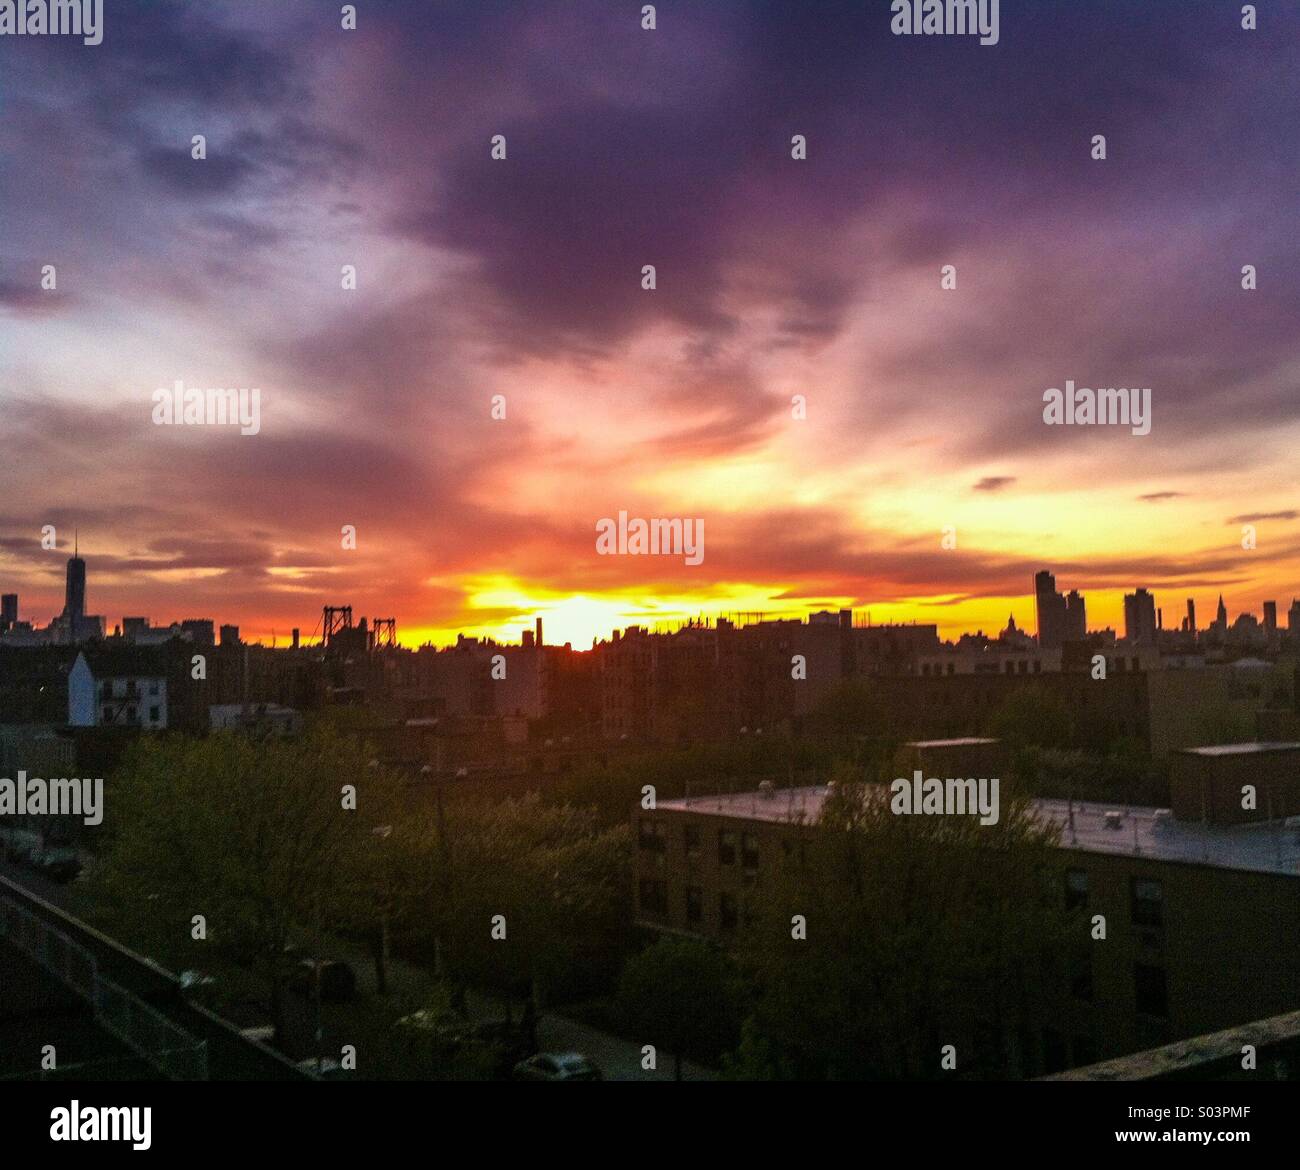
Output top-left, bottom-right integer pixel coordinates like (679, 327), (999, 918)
(1064, 590), (1087, 641)
(181, 619), (215, 647)
(1124, 588), (1157, 646)
(63, 553), (86, 624)
(219, 625), (241, 647)
(0, 594), (16, 631)
(122, 617), (149, 641)
(1263, 601), (1278, 638)
(1035, 571), (1068, 650)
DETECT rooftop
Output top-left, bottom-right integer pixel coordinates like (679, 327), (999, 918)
(1175, 741), (1300, 757)
(904, 737), (1000, 748)
(1041, 798), (1300, 876)
(657, 786), (1300, 877)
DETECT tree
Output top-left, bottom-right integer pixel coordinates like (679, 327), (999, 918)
(88, 727), (402, 1040)
(388, 793), (631, 1009)
(732, 779), (1069, 1080)
(618, 937), (741, 1080)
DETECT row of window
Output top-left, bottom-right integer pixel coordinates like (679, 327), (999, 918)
(97, 680), (161, 697)
(638, 820), (762, 868)
(103, 705), (163, 724)
(638, 879), (751, 931)
(1064, 869), (1164, 928)
(919, 659), (1046, 677)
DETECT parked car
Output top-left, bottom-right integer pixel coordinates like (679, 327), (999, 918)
(512, 1052), (603, 1082)
(1, 830), (81, 882)
(287, 958), (357, 1003)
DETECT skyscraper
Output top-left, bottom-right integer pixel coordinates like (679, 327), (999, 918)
(1064, 589), (1087, 641)
(64, 540), (86, 623)
(0, 593), (16, 631)
(1124, 588), (1157, 645)
(1216, 594), (1228, 629)
(1263, 601), (1278, 637)
(1186, 598), (1196, 634)
(1034, 571), (1067, 649)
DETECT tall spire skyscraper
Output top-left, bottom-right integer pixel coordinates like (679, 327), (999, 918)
(64, 532), (86, 623)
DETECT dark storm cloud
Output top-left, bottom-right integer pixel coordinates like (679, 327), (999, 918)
(1227, 511), (1299, 525)
(0, 277), (65, 315)
(360, 0), (1299, 454)
(139, 142), (260, 195)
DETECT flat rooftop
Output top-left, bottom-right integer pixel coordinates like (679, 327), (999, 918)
(1176, 741), (1300, 757)
(658, 787), (1300, 877)
(1040, 799), (1300, 876)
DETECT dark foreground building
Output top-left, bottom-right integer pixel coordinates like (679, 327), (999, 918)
(634, 783), (1300, 1077)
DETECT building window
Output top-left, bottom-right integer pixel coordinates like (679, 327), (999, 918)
(684, 824), (701, 858)
(638, 878), (668, 916)
(741, 832), (759, 870)
(718, 829), (736, 865)
(638, 819), (666, 853)
(1134, 963), (1168, 1018)
(719, 892), (739, 932)
(149, 706), (161, 723)
(685, 885), (703, 925)
(1130, 878), (1163, 928)
(149, 681), (159, 696)
(1064, 868), (1088, 910)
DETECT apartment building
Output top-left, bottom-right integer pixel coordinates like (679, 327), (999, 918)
(634, 782), (1300, 1075)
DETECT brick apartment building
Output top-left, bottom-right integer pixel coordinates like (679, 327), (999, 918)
(634, 768), (1300, 1076)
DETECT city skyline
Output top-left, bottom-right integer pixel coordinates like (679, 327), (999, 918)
(2, 544), (1296, 651)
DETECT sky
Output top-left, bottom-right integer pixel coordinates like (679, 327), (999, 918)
(1, 0), (1297, 649)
